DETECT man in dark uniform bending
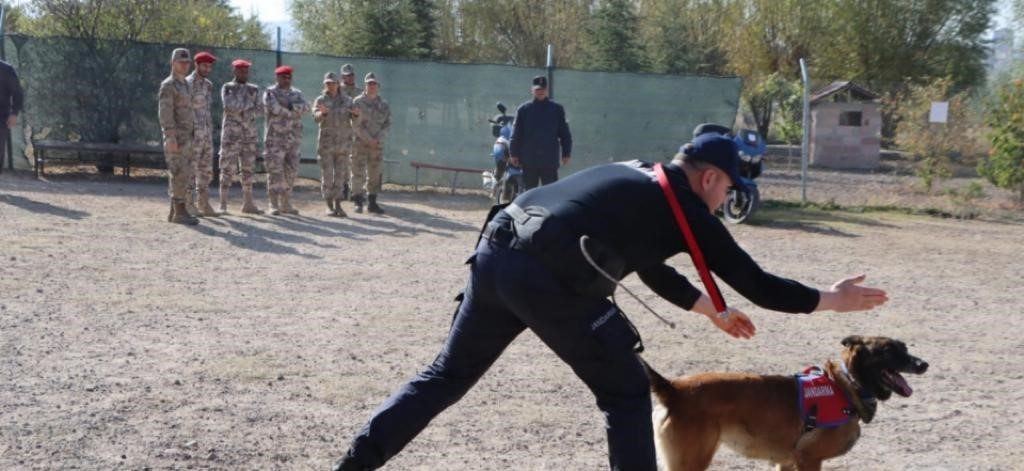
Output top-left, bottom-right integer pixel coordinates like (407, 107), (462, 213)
(332, 133), (888, 470)
(509, 75), (572, 190)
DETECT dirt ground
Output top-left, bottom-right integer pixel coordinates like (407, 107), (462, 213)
(1, 166), (1022, 470)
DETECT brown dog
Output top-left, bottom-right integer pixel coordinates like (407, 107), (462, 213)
(646, 336), (928, 471)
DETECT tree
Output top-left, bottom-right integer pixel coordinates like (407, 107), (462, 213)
(981, 79), (1024, 203)
(579, 0), (646, 72)
(636, 0), (732, 75)
(819, 0), (993, 92)
(291, 0), (433, 59)
(1, 2), (28, 33)
(409, 0), (438, 59)
(892, 78), (987, 193)
(10, 0), (269, 151)
(20, 0), (269, 48)
(375, 0), (592, 66)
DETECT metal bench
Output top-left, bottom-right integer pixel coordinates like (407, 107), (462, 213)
(33, 140), (165, 178)
(410, 161), (487, 194)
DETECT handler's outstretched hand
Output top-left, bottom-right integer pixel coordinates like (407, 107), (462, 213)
(824, 274), (889, 312)
(709, 308), (756, 339)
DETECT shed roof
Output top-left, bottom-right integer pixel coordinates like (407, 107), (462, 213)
(810, 81), (879, 105)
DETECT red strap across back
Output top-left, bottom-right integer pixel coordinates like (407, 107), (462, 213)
(653, 163), (728, 317)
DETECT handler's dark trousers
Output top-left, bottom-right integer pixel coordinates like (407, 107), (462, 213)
(522, 165), (558, 190)
(335, 237), (656, 470)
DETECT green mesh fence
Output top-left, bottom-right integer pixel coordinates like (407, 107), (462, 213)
(3, 35), (741, 189)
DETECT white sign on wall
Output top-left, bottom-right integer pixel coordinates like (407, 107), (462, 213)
(929, 102), (949, 123)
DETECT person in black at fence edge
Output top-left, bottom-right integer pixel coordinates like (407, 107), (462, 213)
(508, 75), (572, 190)
(0, 58), (24, 171)
(331, 131), (889, 470)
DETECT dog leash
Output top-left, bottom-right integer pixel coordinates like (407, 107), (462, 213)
(653, 163), (731, 321)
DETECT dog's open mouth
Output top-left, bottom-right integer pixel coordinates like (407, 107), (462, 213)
(882, 370), (913, 397)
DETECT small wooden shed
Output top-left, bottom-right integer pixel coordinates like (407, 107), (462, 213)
(809, 81), (881, 170)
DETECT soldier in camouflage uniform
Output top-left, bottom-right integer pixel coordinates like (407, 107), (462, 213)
(351, 72), (390, 214)
(218, 59), (265, 214)
(264, 65), (310, 215)
(338, 63), (362, 201)
(314, 72), (358, 217)
(158, 48), (198, 225)
(187, 51), (219, 217)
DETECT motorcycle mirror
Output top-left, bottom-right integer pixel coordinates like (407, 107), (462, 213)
(496, 102), (507, 114)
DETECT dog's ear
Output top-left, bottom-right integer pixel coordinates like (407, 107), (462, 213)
(841, 336), (864, 348)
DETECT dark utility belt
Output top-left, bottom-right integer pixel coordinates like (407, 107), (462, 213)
(479, 203), (624, 297)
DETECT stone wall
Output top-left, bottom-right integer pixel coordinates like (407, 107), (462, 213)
(809, 102), (882, 169)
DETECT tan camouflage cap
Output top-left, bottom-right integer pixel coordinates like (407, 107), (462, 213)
(364, 72), (378, 83)
(340, 64), (355, 76)
(171, 48), (191, 63)
(324, 72), (339, 83)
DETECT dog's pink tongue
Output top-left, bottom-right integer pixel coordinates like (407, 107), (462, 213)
(886, 371), (913, 397)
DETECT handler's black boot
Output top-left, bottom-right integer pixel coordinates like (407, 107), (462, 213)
(352, 194), (364, 214)
(332, 454), (371, 471)
(367, 194), (384, 214)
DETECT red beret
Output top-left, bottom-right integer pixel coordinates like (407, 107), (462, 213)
(194, 52), (217, 64)
(231, 59), (251, 68)
(275, 65), (293, 75)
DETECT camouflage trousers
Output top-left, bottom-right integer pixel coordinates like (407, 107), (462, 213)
(351, 142), (383, 197)
(265, 142), (301, 195)
(191, 126), (215, 190)
(318, 147), (350, 201)
(165, 137), (194, 201)
(219, 126), (259, 188)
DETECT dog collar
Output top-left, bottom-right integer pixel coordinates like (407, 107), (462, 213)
(839, 361), (877, 404)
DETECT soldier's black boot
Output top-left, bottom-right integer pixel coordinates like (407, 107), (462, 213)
(342, 183), (350, 201)
(367, 194), (384, 214)
(353, 194), (364, 214)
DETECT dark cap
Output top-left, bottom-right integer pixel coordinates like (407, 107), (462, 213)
(171, 48), (191, 63)
(680, 133), (745, 190)
(532, 75), (547, 89)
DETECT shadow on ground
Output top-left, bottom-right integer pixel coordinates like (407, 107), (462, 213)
(746, 201), (899, 237)
(0, 193), (91, 220)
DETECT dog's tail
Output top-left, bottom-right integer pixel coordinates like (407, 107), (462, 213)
(639, 357), (675, 404)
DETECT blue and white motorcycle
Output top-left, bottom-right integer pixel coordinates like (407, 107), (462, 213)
(693, 123), (767, 224)
(483, 103), (523, 203)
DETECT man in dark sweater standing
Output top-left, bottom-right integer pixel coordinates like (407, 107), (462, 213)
(0, 59), (24, 171)
(509, 75), (572, 190)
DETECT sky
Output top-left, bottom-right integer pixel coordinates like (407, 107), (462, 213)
(228, 0), (291, 24)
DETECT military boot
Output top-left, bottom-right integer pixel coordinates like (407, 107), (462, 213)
(241, 186), (263, 214)
(367, 194), (385, 214)
(218, 184), (230, 214)
(169, 199), (199, 225)
(352, 194), (364, 214)
(269, 192), (281, 215)
(325, 197), (336, 216)
(184, 190), (201, 217)
(197, 189), (219, 217)
(280, 192), (299, 215)
(333, 198), (347, 217)
(342, 183), (350, 201)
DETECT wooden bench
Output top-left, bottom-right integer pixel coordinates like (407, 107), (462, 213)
(410, 161), (488, 194)
(33, 140), (166, 178)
